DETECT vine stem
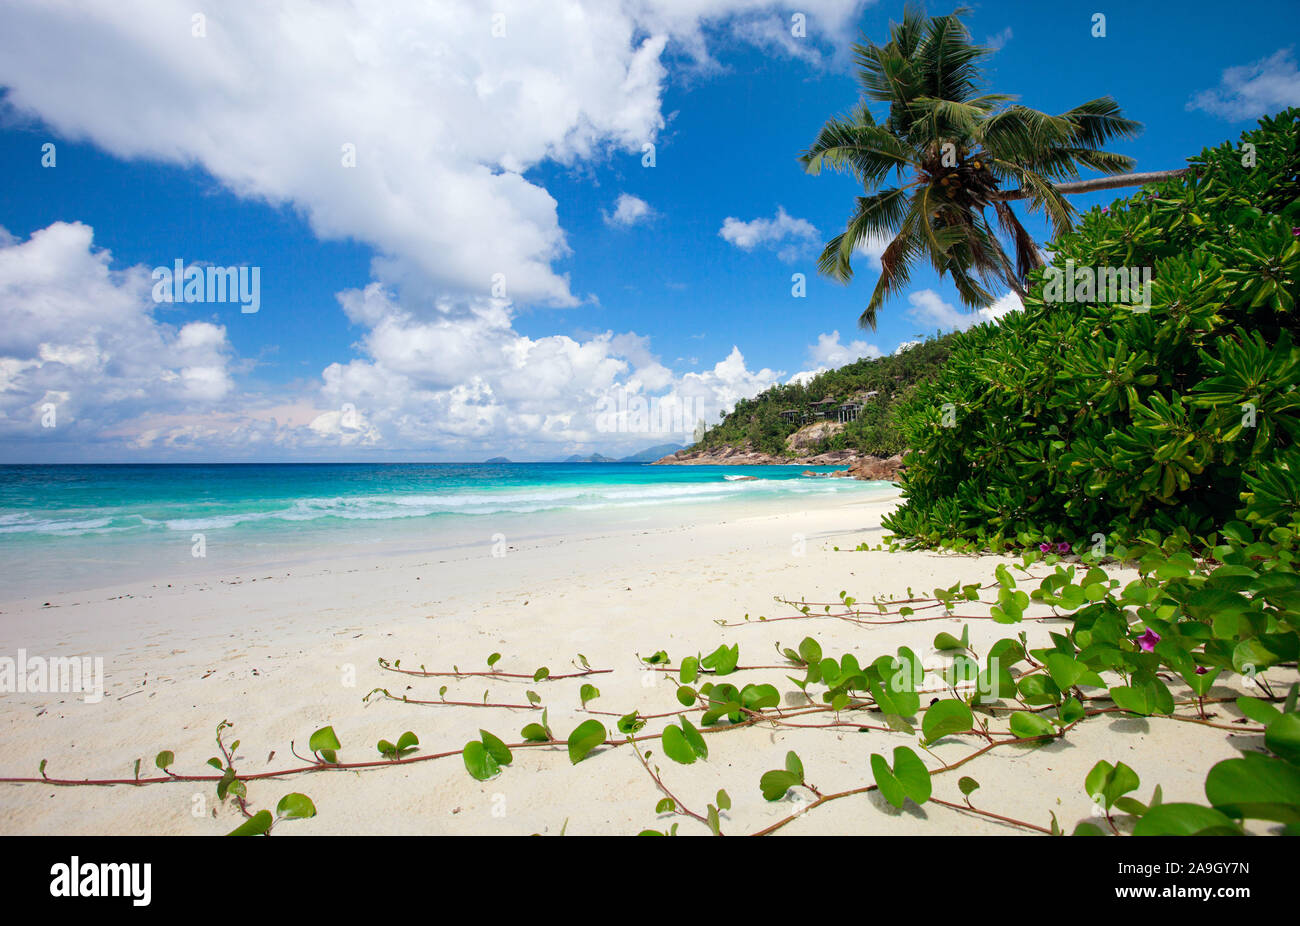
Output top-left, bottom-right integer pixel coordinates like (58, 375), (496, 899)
(750, 730), (1060, 836)
(379, 663), (611, 681)
(929, 797), (1052, 834)
(629, 740), (712, 828)
(717, 611), (1060, 627)
(371, 692), (542, 710)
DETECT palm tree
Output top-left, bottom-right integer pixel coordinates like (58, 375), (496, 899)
(801, 5), (1179, 329)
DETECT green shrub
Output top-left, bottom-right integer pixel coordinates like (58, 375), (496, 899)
(883, 109), (1300, 550)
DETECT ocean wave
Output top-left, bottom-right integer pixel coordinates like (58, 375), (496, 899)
(0, 515), (118, 535)
(0, 475), (880, 538)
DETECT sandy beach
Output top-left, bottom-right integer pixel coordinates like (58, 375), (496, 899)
(0, 490), (1275, 835)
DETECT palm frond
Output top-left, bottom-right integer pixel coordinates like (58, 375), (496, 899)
(818, 186), (914, 282)
(804, 4), (1144, 326)
(799, 116), (914, 184)
(994, 200), (1044, 281)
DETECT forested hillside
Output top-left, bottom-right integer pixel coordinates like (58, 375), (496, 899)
(692, 333), (956, 457)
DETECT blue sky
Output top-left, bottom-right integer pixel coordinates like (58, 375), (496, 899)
(0, 0), (1296, 462)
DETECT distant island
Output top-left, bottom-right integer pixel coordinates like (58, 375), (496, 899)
(615, 442), (685, 463)
(559, 443), (685, 464)
(479, 445), (684, 464)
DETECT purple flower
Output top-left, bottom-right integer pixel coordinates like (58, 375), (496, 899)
(1293, 227), (1300, 238)
(1101, 207), (1109, 214)
(1039, 542), (1052, 553)
(1138, 629), (1161, 652)
(1195, 666), (1208, 675)
(1056, 541), (1070, 554)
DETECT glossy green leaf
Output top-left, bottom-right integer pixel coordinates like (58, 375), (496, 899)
(921, 699), (972, 744)
(1204, 752), (1300, 824)
(275, 792), (316, 820)
(1264, 712), (1300, 765)
(227, 809), (272, 836)
(1132, 803), (1243, 836)
(661, 724), (695, 764)
(308, 725), (340, 757)
(760, 769), (800, 801)
(1009, 711), (1056, 739)
(567, 719), (607, 765)
(463, 740), (500, 780)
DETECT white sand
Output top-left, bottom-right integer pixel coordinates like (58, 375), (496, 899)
(0, 490), (1281, 835)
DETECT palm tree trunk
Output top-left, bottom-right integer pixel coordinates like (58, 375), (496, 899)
(990, 169), (1191, 202)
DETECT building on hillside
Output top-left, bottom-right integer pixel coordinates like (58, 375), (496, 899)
(808, 397), (838, 420)
(837, 391), (882, 423)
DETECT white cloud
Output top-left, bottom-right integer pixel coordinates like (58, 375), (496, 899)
(604, 193), (655, 227)
(786, 329), (882, 383)
(0, 1), (871, 458)
(0, 222), (234, 440)
(719, 206), (819, 261)
(905, 289), (1022, 333)
(984, 291), (1024, 320)
(809, 330), (882, 366)
(985, 27), (1013, 52)
(0, 221), (793, 459)
(1187, 48), (1300, 120)
(318, 285), (784, 456)
(0, 1), (867, 311)
(632, 1), (874, 70)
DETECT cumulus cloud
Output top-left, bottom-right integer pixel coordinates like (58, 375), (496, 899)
(809, 330), (882, 366)
(0, 223), (788, 458)
(632, 1), (873, 70)
(719, 206), (819, 261)
(317, 285), (783, 457)
(905, 289), (1022, 332)
(0, 222), (234, 442)
(784, 330), (882, 384)
(603, 193), (655, 227)
(1187, 48), (1300, 120)
(0, 0), (866, 310)
(0, 0), (866, 458)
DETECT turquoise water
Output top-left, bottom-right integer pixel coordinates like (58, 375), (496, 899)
(0, 463), (888, 596)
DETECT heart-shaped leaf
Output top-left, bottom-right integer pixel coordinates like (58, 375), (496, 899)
(567, 719), (607, 765)
(921, 699), (972, 745)
(275, 792), (316, 820)
(463, 740), (500, 780)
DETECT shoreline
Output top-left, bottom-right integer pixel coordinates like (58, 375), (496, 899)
(0, 489), (1266, 835)
(0, 477), (894, 603)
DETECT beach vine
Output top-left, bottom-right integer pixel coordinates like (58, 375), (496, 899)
(4, 521), (1296, 836)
